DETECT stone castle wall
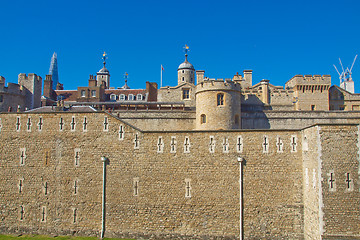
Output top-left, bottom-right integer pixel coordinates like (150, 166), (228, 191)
(0, 112), (359, 239)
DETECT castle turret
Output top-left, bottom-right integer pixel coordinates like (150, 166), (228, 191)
(97, 52), (110, 89)
(195, 78), (241, 130)
(178, 51), (195, 85)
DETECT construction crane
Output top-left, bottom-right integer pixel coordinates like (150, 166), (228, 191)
(333, 55), (357, 93)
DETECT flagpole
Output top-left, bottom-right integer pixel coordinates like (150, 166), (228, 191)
(161, 65), (163, 88)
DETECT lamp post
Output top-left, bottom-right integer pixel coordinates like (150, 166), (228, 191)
(101, 156), (108, 239)
(237, 157), (244, 240)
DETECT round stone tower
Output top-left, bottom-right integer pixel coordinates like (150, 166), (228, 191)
(195, 79), (241, 130)
(178, 53), (195, 85)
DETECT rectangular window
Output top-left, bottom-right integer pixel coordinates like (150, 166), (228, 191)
(182, 89), (190, 99)
(217, 93), (224, 106)
(0, 95), (3, 102)
(81, 90), (86, 97)
(91, 90), (96, 97)
(311, 105), (315, 111)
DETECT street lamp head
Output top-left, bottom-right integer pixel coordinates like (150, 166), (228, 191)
(237, 157), (244, 163)
(101, 156), (108, 162)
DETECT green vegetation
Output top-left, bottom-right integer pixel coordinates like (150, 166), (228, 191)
(0, 235), (136, 240)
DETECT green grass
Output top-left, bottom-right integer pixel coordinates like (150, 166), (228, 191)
(0, 235), (136, 240)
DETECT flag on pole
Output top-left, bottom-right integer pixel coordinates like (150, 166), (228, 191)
(160, 65), (164, 88)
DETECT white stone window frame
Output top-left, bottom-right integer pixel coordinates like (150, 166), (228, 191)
(16, 116), (21, 132)
(236, 135), (243, 153)
(185, 178), (192, 198)
(119, 94), (125, 101)
(81, 90), (86, 98)
(70, 116), (76, 132)
(26, 117), (32, 132)
(184, 136), (191, 153)
(59, 117), (64, 131)
(37, 116), (43, 132)
(136, 94), (143, 101)
(223, 137), (229, 153)
(290, 135), (297, 153)
(170, 136), (177, 153)
(276, 136), (283, 153)
(157, 136), (164, 153)
(327, 170), (336, 192)
(74, 148), (80, 167)
(20, 148), (26, 166)
(82, 117), (88, 132)
(91, 90), (96, 97)
(103, 117), (109, 132)
(18, 177), (24, 193)
(262, 135), (269, 153)
(110, 94), (117, 101)
(345, 172), (354, 192)
(119, 125), (125, 140)
(134, 133), (140, 149)
(209, 136), (215, 153)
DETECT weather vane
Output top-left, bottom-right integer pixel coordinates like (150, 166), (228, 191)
(183, 44), (190, 55)
(102, 52), (107, 66)
(124, 72), (129, 83)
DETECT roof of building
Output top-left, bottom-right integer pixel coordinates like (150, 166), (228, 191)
(178, 55), (194, 70)
(98, 66), (109, 74)
(26, 105), (97, 113)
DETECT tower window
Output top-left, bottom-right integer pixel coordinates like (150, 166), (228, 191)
(182, 70), (184, 73)
(110, 94), (116, 101)
(182, 89), (190, 99)
(200, 114), (206, 124)
(182, 77), (185, 81)
(217, 93), (224, 106)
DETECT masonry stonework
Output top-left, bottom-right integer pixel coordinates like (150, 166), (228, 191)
(0, 112), (359, 239)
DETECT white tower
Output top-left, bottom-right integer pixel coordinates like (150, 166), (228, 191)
(97, 52), (110, 89)
(177, 45), (195, 85)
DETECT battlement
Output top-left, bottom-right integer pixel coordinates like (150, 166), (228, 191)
(196, 79), (241, 94)
(285, 74), (331, 89)
(18, 73), (42, 83)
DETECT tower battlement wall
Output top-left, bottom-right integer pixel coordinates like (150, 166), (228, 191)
(286, 75), (331, 88)
(196, 79), (241, 93)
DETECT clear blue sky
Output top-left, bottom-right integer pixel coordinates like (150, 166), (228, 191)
(1, 0), (360, 92)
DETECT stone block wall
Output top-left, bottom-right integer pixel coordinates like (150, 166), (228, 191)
(0, 112), (359, 239)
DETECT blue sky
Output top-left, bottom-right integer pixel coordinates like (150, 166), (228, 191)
(1, 0), (360, 92)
